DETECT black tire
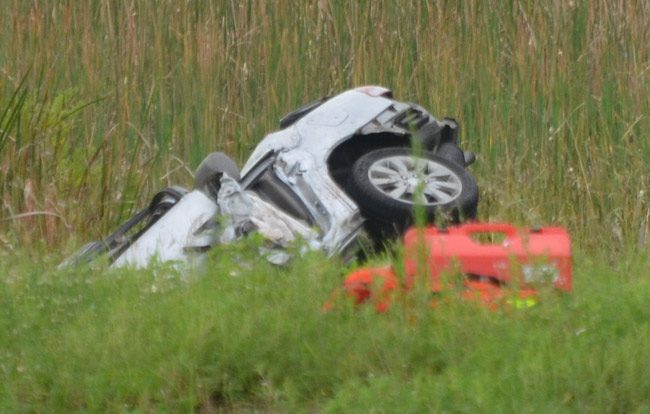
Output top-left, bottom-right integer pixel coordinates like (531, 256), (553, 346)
(194, 152), (240, 195)
(435, 142), (466, 167)
(348, 147), (478, 232)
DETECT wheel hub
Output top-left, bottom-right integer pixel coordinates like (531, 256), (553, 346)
(368, 155), (462, 205)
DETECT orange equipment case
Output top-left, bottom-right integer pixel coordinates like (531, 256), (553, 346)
(342, 223), (572, 311)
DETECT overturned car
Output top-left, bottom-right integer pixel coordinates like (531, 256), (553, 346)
(62, 86), (479, 268)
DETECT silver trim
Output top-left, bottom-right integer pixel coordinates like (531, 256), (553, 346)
(368, 155), (462, 205)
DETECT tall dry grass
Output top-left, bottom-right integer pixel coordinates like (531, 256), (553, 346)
(0, 0), (648, 253)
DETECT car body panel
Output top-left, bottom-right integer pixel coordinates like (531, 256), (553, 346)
(112, 190), (218, 268)
(237, 90), (402, 256)
(241, 90), (394, 176)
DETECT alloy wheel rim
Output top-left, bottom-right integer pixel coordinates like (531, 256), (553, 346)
(367, 155), (462, 205)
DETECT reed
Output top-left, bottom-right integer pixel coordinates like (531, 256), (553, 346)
(0, 1), (648, 253)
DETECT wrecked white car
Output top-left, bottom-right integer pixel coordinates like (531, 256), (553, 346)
(62, 86), (479, 268)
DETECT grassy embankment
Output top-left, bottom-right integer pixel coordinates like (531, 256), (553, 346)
(1, 1), (649, 411)
(2, 248), (650, 412)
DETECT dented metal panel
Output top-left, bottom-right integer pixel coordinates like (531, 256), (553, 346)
(112, 190), (218, 268)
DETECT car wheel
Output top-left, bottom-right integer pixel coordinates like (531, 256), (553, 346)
(435, 142), (466, 166)
(194, 152), (240, 196)
(348, 147), (478, 232)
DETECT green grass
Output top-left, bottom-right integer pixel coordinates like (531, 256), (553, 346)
(1, 1), (649, 411)
(1, 245), (649, 412)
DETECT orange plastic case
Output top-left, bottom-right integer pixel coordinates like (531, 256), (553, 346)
(403, 223), (572, 292)
(342, 223), (572, 311)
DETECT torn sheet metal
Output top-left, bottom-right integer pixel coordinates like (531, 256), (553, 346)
(216, 175), (321, 264)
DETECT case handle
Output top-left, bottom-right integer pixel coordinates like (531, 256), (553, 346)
(455, 223), (518, 237)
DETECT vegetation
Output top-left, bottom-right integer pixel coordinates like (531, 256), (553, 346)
(1, 1), (648, 411)
(1, 247), (649, 412)
(1, 0), (647, 251)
